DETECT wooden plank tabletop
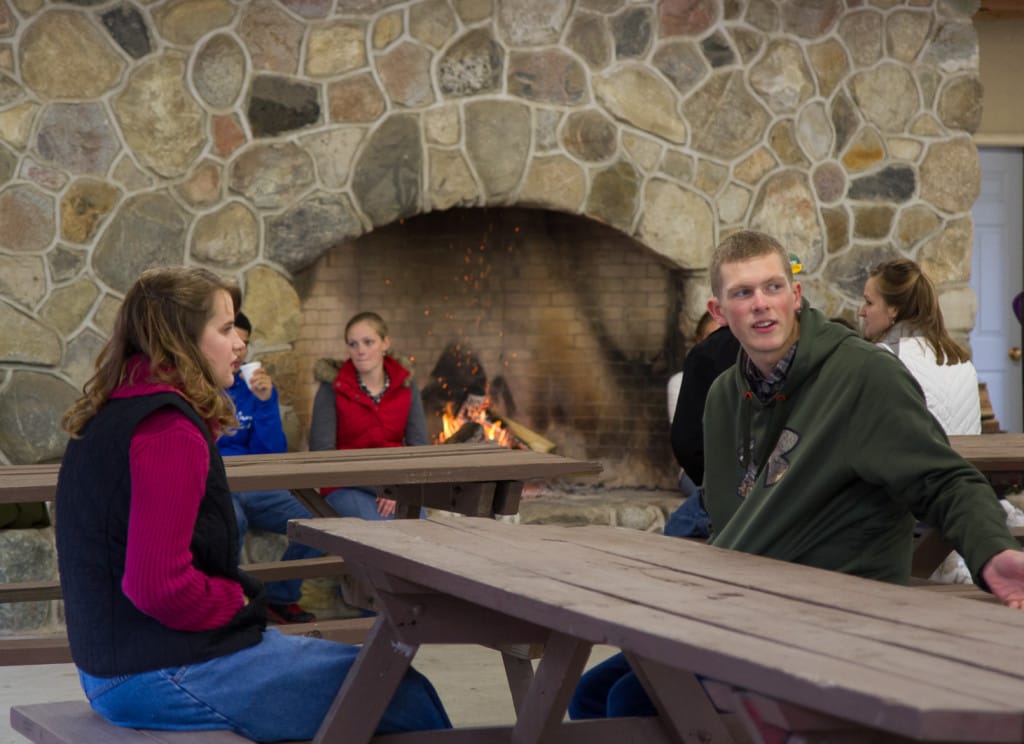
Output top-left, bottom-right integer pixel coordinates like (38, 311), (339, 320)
(0, 443), (602, 503)
(290, 516), (1024, 743)
(950, 433), (1024, 473)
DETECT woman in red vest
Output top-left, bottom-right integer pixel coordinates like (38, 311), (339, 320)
(309, 311), (428, 519)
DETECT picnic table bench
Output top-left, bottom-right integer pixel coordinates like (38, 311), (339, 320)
(0, 443), (601, 666)
(273, 516), (1024, 744)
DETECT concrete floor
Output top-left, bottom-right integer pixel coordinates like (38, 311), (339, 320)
(0, 643), (619, 743)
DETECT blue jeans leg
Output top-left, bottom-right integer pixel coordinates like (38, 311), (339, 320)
(568, 651), (655, 719)
(664, 485), (710, 539)
(232, 490), (322, 604)
(325, 487), (393, 521)
(79, 628), (451, 742)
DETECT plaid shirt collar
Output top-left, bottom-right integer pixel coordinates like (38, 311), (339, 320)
(742, 343), (797, 403)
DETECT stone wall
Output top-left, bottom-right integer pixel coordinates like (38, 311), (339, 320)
(0, 0), (984, 466)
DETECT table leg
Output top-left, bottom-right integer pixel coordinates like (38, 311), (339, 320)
(626, 653), (737, 744)
(510, 631), (591, 744)
(313, 616), (418, 744)
(500, 647), (536, 714)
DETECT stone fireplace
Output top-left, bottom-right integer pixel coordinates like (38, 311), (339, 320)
(0, 0), (984, 485)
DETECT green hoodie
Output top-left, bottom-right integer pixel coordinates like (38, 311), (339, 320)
(704, 302), (1017, 585)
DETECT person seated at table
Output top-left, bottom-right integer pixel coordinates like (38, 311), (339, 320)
(570, 230), (1024, 722)
(665, 310), (720, 423)
(55, 267), (451, 742)
(216, 310), (319, 625)
(859, 257), (980, 435)
(309, 311), (428, 519)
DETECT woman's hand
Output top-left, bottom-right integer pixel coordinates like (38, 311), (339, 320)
(248, 368), (274, 402)
(376, 497), (397, 518)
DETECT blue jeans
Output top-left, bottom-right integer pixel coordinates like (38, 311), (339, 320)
(232, 490), (321, 604)
(663, 476), (710, 539)
(568, 652), (656, 719)
(325, 487), (394, 521)
(78, 628), (451, 742)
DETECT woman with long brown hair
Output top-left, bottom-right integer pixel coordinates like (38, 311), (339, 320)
(56, 267), (449, 741)
(860, 257), (981, 435)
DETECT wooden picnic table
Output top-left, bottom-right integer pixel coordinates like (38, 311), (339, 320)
(0, 443), (602, 518)
(949, 433), (1024, 494)
(289, 516), (1024, 744)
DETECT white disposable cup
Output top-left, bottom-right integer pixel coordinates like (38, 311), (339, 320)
(239, 361), (262, 389)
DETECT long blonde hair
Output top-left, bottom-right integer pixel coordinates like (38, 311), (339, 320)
(62, 267), (241, 436)
(868, 258), (969, 365)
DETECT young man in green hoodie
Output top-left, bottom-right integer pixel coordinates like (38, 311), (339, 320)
(570, 229), (1024, 722)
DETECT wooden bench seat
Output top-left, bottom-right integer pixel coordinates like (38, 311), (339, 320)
(10, 700), (285, 743)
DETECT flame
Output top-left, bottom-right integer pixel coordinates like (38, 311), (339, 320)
(437, 394), (516, 448)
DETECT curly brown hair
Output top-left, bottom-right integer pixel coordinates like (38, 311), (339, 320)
(62, 267), (242, 437)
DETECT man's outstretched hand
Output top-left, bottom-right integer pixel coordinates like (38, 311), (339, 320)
(981, 549), (1024, 609)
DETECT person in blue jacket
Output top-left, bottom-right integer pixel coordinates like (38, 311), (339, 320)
(217, 311), (318, 624)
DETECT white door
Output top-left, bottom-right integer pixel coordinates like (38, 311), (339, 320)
(970, 147), (1023, 433)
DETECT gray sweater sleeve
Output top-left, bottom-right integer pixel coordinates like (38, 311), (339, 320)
(308, 382), (337, 451)
(404, 381), (429, 446)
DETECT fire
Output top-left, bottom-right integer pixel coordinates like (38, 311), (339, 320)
(437, 393), (518, 448)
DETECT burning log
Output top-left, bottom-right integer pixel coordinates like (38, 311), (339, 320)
(488, 412), (556, 454)
(443, 421), (483, 444)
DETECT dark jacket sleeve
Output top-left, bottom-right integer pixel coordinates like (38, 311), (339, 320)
(670, 327), (740, 482)
(308, 382), (337, 451)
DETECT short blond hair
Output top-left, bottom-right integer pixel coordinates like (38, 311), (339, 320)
(710, 230), (792, 298)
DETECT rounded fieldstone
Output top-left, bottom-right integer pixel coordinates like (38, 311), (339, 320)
(112, 154), (153, 192)
(300, 127), (366, 189)
(622, 132), (662, 171)
(746, 0), (778, 32)
(730, 27), (764, 63)
(409, 0), (457, 49)
(920, 138), (979, 214)
(768, 120), (809, 166)
(808, 38), (849, 98)
(717, 182), (751, 224)
(248, 75), (321, 136)
(611, 7), (652, 58)
(63, 329), (106, 391)
(101, 4), (152, 59)
(46, 244), (88, 283)
(229, 141), (315, 209)
(428, 148), (478, 211)
(0, 527), (56, 632)
(153, 0), (235, 45)
(586, 160), (640, 231)
(750, 170), (824, 274)
(511, 50), (588, 106)
(734, 148), (776, 185)
(178, 160), (222, 207)
(796, 101), (833, 161)
(424, 106), (459, 146)
(93, 295), (121, 337)
(848, 165), (916, 202)
(280, 0), (331, 18)
(822, 205), (849, 254)
(191, 201), (259, 268)
(830, 92), (858, 156)
(0, 184), (55, 253)
(535, 108), (562, 151)
(239, 0), (303, 74)
(0, 304), (60, 365)
(60, 179), (122, 243)
(373, 12), (403, 49)
(660, 149), (695, 181)
(842, 126), (885, 171)
(937, 76), (983, 134)
(213, 114), (247, 157)
(0, 102), (39, 150)
(894, 204), (941, 250)
(305, 20), (366, 77)
(20, 11), (125, 99)
(36, 102), (120, 176)
(683, 70), (769, 158)
(812, 161), (845, 204)
(39, 278), (99, 336)
(749, 39), (813, 114)
(377, 41), (436, 108)
(886, 10), (931, 64)
(596, 64), (687, 144)
(464, 100), (530, 200)
(652, 40), (708, 95)
(519, 155), (586, 212)
(20, 158), (67, 192)
(658, 0), (715, 36)
(853, 205), (895, 240)
(496, 0), (570, 46)
(0, 371), (77, 463)
(0, 72), (24, 108)
(839, 10), (882, 67)
(850, 64), (919, 133)
(701, 31), (735, 68)
(918, 217), (972, 284)
(352, 115), (422, 224)
(695, 158), (729, 194)
(266, 193), (363, 272)
(328, 73), (386, 123)
(921, 21), (978, 75)
(823, 243), (896, 299)
(454, 0), (492, 23)
(438, 28), (504, 99)
(781, 0), (842, 38)
(0, 254), (45, 308)
(194, 33), (247, 109)
(566, 12), (611, 70)
(114, 54), (205, 178)
(638, 179), (714, 269)
(562, 109), (617, 162)
(93, 192), (190, 294)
